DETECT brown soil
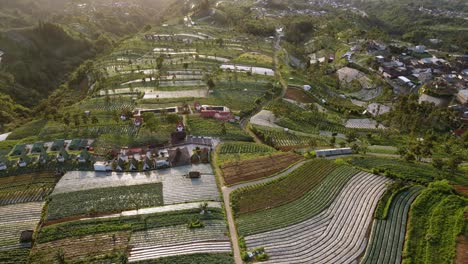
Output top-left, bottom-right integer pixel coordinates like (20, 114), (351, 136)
(456, 235), (468, 264)
(221, 152), (303, 185)
(30, 231), (131, 263)
(285, 87), (315, 104)
(454, 185), (468, 196)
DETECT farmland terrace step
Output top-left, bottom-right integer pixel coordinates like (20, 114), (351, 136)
(128, 240), (231, 262)
(245, 172), (389, 264)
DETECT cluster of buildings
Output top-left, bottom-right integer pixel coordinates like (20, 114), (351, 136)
(94, 131), (213, 173)
(194, 102), (235, 122)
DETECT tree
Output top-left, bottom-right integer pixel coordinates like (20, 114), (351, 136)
(432, 158), (444, 170)
(447, 155), (462, 174)
(142, 113), (160, 134)
(91, 116), (99, 124)
(329, 136), (336, 147)
(220, 122), (227, 136)
(346, 131), (357, 143)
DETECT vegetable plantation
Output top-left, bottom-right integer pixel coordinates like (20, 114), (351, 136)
(47, 183), (163, 220)
(236, 166), (360, 236)
(219, 142), (275, 154)
(402, 181), (467, 264)
(361, 186), (423, 264)
(187, 115), (252, 141)
(231, 159), (341, 215)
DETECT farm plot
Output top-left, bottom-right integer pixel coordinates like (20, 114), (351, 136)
(361, 186), (423, 264)
(402, 182), (467, 264)
(285, 88), (315, 104)
(143, 89), (208, 99)
(52, 164), (220, 205)
(0, 248), (30, 264)
(220, 64), (274, 76)
(129, 242), (232, 263)
(251, 126), (314, 150)
(231, 159), (340, 215)
(82, 125), (140, 137)
(219, 142), (275, 154)
(345, 118), (386, 130)
(0, 172), (56, 205)
(187, 115), (252, 141)
(130, 253), (234, 264)
(46, 183), (163, 220)
(0, 202), (44, 251)
(221, 152), (303, 185)
(236, 167), (360, 236)
(128, 220), (231, 262)
(348, 156), (464, 184)
(30, 231), (131, 264)
(250, 110), (282, 128)
(245, 172), (389, 264)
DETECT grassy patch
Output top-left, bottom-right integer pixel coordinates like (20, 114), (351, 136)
(7, 119), (47, 140)
(187, 115), (252, 141)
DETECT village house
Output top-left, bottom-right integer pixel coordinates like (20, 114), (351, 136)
(56, 148), (69, 163)
(194, 103), (235, 121)
(94, 161), (112, 172)
(457, 89), (468, 105)
(0, 162), (7, 171)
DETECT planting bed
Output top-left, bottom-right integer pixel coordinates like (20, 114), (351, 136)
(231, 159), (340, 215)
(402, 184), (467, 264)
(252, 126), (314, 150)
(236, 167), (359, 236)
(188, 115), (252, 141)
(244, 172), (388, 263)
(131, 253), (234, 264)
(0, 202), (44, 251)
(285, 88), (315, 103)
(219, 142), (275, 155)
(220, 152), (303, 185)
(0, 172), (56, 205)
(361, 186), (422, 264)
(30, 231), (131, 263)
(47, 183), (164, 220)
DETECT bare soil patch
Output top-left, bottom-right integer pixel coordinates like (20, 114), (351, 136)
(455, 235), (468, 264)
(220, 152), (303, 185)
(285, 88), (315, 104)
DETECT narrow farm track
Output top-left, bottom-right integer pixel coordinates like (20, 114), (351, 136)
(128, 241), (232, 262)
(244, 172), (389, 264)
(361, 186), (422, 264)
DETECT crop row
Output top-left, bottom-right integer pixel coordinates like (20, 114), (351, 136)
(82, 124), (140, 137)
(221, 153), (303, 186)
(349, 156), (450, 184)
(231, 159), (340, 215)
(245, 172), (388, 263)
(251, 126), (313, 149)
(38, 208), (225, 243)
(30, 232), (131, 264)
(402, 182), (466, 264)
(47, 182), (163, 220)
(361, 186), (422, 264)
(219, 142), (275, 154)
(236, 166), (359, 236)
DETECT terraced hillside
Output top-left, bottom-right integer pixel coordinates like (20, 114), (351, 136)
(402, 181), (467, 264)
(0, 202), (44, 252)
(361, 186), (423, 264)
(231, 159), (342, 215)
(0, 172), (56, 205)
(244, 172), (389, 263)
(236, 166), (360, 236)
(220, 152), (303, 185)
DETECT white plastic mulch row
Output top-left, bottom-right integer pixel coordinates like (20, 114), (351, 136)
(245, 172), (389, 264)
